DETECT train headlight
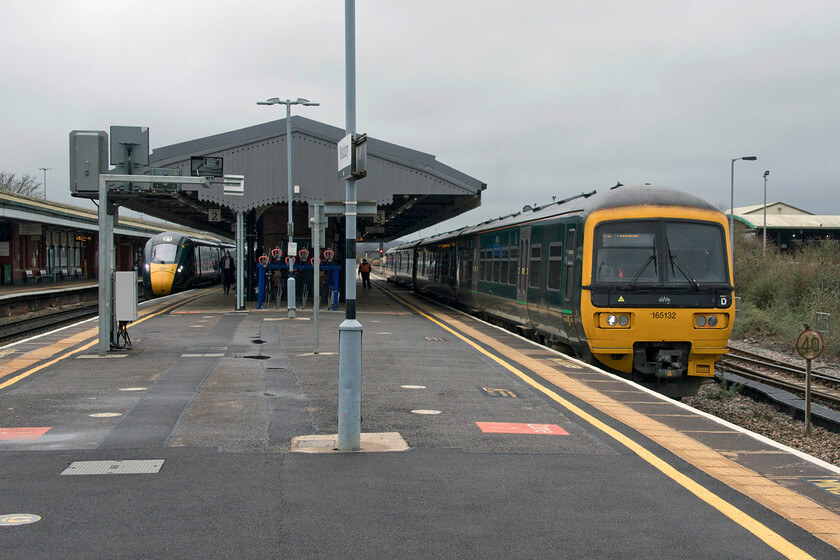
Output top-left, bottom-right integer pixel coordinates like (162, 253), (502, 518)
(177, 266), (183, 273)
(601, 313), (630, 328)
(694, 314), (722, 328)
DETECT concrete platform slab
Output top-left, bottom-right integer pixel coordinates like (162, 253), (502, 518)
(291, 432), (410, 453)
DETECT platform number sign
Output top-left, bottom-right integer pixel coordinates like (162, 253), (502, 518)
(208, 208), (221, 223)
(796, 329), (824, 360)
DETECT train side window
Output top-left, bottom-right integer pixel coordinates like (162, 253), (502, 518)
(500, 247), (509, 284)
(547, 243), (563, 290)
(492, 248), (501, 283)
(529, 245), (542, 288)
(508, 246), (518, 284)
(564, 229), (576, 301)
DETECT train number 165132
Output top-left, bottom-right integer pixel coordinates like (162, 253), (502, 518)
(650, 311), (676, 319)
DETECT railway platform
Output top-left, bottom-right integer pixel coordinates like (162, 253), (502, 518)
(1, 277), (840, 559)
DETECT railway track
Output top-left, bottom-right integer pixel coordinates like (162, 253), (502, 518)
(0, 303), (99, 345)
(718, 347), (840, 410)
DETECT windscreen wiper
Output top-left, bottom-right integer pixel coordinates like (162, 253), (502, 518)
(627, 252), (656, 288)
(667, 241), (700, 288)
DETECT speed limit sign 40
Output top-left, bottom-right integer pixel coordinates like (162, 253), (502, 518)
(796, 329), (825, 360)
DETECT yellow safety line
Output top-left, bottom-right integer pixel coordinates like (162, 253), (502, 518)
(0, 291), (209, 390)
(383, 287), (819, 560)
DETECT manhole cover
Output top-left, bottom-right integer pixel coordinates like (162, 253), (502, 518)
(61, 459), (165, 475)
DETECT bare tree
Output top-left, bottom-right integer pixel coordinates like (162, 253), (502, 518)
(0, 172), (44, 198)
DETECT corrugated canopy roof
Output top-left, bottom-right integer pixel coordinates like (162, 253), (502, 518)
(732, 204), (840, 229)
(118, 117), (486, 241)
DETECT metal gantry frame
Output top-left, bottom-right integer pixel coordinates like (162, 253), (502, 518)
(96, 173), (211, 356)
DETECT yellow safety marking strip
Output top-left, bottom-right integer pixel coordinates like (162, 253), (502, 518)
(384, 288), (827, 560)
(0, 291), (208, 390)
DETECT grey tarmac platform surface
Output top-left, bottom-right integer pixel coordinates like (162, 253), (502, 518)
(1, 278), (839, 559)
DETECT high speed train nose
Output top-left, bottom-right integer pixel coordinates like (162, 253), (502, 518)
(149, 264), (177, 296)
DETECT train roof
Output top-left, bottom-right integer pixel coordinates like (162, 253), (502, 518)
(401, 185), (721, 248)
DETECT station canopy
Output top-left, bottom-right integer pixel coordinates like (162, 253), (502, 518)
(120, 117), (486, 241)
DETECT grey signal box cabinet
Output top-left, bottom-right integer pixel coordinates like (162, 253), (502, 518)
(69, 130), (109, 197)
(115, 271), (138, 322)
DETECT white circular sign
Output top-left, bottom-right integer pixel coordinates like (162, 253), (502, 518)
(796, 330), (825, 360)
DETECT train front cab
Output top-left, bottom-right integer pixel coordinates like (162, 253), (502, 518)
(580, 205), (734, 396)
(143, 233), (182, 296)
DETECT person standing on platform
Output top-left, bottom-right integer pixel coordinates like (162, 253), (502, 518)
(221, 250), (235, 294)
(358, 259), (372, 289)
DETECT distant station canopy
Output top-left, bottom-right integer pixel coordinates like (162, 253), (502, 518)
(119, 117), (486, 241)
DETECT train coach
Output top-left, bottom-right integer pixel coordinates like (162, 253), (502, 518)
(386, 184), (734, 397)
(142, 232), (228, 297)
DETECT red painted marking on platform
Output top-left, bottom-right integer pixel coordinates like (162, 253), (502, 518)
(0, 427), (51, 441)
(475, 422), (569, 435)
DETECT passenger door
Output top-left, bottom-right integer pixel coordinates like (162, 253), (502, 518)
(516, 226), (532, 326)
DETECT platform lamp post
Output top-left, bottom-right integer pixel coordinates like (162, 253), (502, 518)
(257, 97), (319, 318)
(39, 167), (51, 200)
(763, 170), (770, 256)
(730, 155), (757, 264)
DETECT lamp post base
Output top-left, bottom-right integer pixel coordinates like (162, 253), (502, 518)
(337, 319), (362, 451)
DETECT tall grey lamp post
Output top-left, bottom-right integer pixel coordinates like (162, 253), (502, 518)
(39, 167), (51, 200)
(257, 97), (319, 318)
(763, 170), (770, 256)
(729, 155), (757, 265)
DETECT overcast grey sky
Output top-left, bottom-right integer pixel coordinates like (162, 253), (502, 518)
(2, 1), (838, 236)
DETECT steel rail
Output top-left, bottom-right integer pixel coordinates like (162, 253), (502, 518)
(719, 354), (840, 409)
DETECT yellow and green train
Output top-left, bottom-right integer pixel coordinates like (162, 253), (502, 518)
(142, 232), (228, 297)
(386, 185), (734, 397)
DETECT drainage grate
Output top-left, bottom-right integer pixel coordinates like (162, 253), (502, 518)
(233, 354), (271, 360)
(60, 459), (164, 476)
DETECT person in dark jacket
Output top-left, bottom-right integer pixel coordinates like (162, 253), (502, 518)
(221, 251), (235, 294)
(358, 259), (372, 289)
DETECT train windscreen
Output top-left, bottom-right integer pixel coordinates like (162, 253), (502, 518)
(150, 242), (178, 264)
(664, 222), (727, 284)
(593, 220), (727, 286)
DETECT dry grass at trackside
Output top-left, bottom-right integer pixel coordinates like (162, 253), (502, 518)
(733, 235), (839, 359)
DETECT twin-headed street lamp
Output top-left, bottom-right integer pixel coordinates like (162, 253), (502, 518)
(763, 170), (770, 256)
(730, 155), (758, 263)
(257, 97), (319, 318)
